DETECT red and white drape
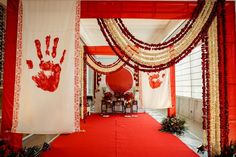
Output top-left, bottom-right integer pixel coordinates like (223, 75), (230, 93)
(140, 69), (172, 109)
(11, 0), (80, 134)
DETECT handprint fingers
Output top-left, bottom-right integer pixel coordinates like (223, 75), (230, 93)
(60, 50), (66, 64)
(52, 37), (59, 58)
(27, 35), (66, 92)
(45, 35), (51, 55)
(35, 40), (43, 60)
(26, 60), (33, 69)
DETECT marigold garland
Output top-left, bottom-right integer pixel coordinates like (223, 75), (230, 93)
(113, 1), (205, 50)
(86, 53), (126, 74)
(208, 17), (221, 156)
(217, 0), (229, 150)
(97, 18), (160, 72)
(97, 0), (218, 70)
(100, 1), (215, 64)
(201, 33), (208, 147)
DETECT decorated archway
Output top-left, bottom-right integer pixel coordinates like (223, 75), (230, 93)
(1, 1), (235, 156)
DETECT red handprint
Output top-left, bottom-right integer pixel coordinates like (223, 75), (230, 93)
(148, 72), (165, 89)
(26, 35), (66, 92)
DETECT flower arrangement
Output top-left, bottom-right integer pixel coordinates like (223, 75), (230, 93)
(103, 92), (113, 101)
(0, 139), (50, 157)
(124, 92), (134, 102)
(114, 92), (123, 100)
(160, 116), (186, 135)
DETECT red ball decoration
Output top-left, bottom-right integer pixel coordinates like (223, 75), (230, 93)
(106, 68), (133, 93)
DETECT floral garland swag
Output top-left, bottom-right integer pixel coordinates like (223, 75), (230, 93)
(93, 0), (228, 156)
(97, 0), (218, 71)
(86, 53), (126, 74)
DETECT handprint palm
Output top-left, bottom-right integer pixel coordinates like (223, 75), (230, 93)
(26, 35), (66, 92)
(148, 72), (165, 89)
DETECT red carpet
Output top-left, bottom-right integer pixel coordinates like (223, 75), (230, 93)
(42, 113), (199, 157)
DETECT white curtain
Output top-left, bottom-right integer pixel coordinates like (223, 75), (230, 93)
(12, 0), (80, 134)
(140, 69), (172, 109)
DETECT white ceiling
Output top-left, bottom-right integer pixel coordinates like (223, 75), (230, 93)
(80, 19), (184, 46)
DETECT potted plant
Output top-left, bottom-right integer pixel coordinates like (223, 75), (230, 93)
(160, 115), (186, 135)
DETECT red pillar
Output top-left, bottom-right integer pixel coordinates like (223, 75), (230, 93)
(1, 0), (22, 149)
(168, 66), (176, 117)
(225, 2), (236, 143)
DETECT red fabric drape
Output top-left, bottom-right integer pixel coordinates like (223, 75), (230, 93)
(168, 66), (176, 117)
(81, 1), (197, 19)
(1, 0), (22, 148)
(225, 2), (236, 142)
(84, 46), (115, 55)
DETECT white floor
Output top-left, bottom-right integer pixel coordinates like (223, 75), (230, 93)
(146, 109), (208, 157)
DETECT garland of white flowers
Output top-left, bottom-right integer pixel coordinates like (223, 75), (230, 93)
(98, 0), (217, 69)
(208, 17), (221, 156)
(86, 54), (127, 74)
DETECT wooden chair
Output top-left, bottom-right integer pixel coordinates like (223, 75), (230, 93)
(101, 100), (107, 114)
(106, 100), (113, 114)
(101, 100), (113, 114)
(132, 100), (138, 113)
(124, 101), (132, 114)
(113, 100), (124, 113)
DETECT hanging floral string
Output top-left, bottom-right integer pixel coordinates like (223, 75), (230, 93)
(80, 45), (84, 119)
(97, 0), (218, 70)
(201, 33), (208, 147)
(83, 48), (87, 119)
(96, 18), (159, 72)
(113, 0), (205, 50)
(202, 32), (211, 156)
(102, 1), (215, 62)
(86, 53), (126, 74)
(96, 73), (102, 89)
(133, 66), (139, 87)
(208, 17), (221, 156)
(217, 0), (229, 150)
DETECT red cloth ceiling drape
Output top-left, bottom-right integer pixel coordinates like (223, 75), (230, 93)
(81, 1), (197, 19)
(84, 46), (115, 55)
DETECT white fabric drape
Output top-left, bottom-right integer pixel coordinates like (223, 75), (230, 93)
(12, 0), (80, 134)
(141, 69), (172, 109)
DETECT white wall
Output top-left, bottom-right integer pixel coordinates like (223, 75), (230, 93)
(87, 65), (94, 96)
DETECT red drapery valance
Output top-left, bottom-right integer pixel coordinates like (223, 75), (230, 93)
(84, 46), (115, 55)
(81, 1), (197, 19)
